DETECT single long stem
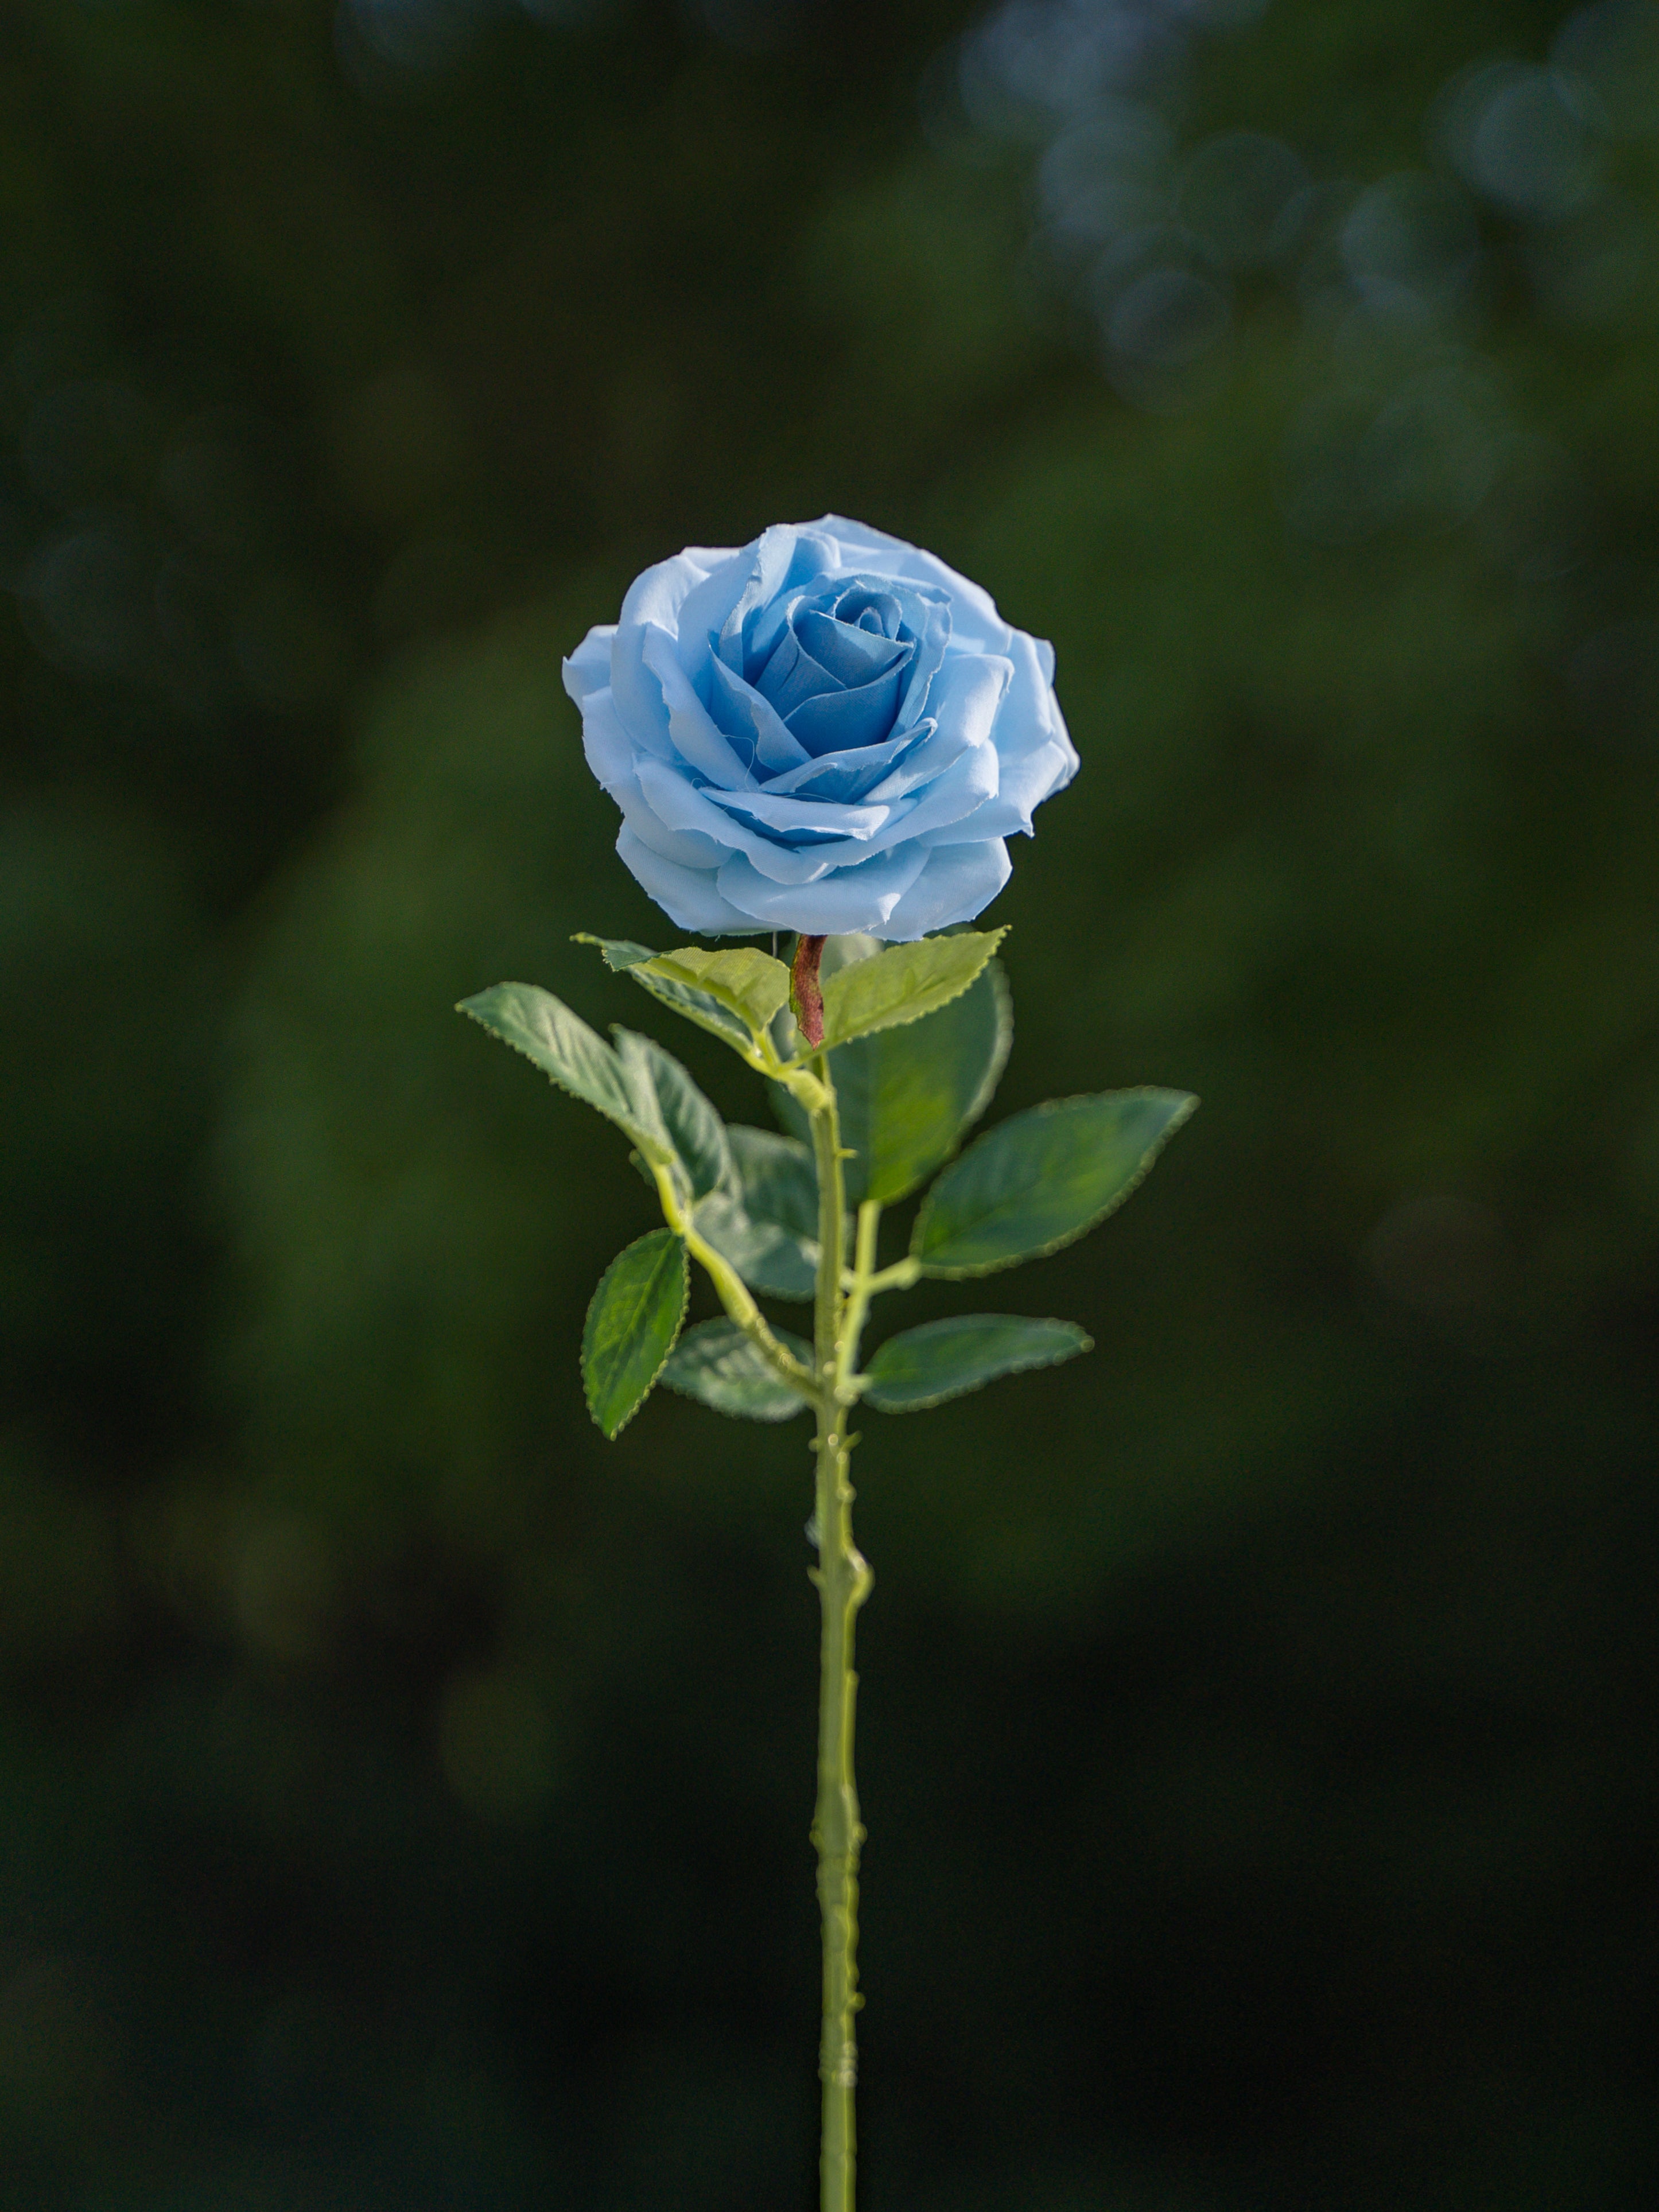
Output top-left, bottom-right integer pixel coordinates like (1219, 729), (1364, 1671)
(808, 1061), (874, 2212)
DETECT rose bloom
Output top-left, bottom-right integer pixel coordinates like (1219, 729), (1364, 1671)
(564, 516), (1078, 939)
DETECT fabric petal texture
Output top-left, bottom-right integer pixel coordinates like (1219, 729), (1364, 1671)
(562, 515), (1079, 939)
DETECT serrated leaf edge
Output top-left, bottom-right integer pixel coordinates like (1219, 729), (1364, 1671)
(819, 926), (1008, 1050)
(457, 984), (651, 1142)
(572, 932), (656, 972)
(862, 1316), (1094, 1412)
(912, 1088), (1199, 1280)
(581, 1230), (690, 1440)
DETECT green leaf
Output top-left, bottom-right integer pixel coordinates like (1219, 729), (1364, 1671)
(690, 1125), (821, 1301)
(693, 1192), (818, 1301)
(581, 1229), (689, 1439)
(575, 934), (657, 973)
(647, 945), (791, 1033)
(728, 1125), (819, 1240)
(457, 982), (672, 1164)
(574, 933), (757, 1057)
(861, 1315), (1091, 1412)
(613, 1030), (730, 1201)
(819, 928), (1005, 1048)
(912, 1090), (1198, 1278)
(776, 961), (1011, 1207)
(659, 1319), (814, 1421)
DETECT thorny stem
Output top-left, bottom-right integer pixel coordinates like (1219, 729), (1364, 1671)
(658, 958), (881, 2210)
(807, 1053), (875, 2212)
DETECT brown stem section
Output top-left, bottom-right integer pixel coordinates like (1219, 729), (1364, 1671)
(792, 933), (826, 1049)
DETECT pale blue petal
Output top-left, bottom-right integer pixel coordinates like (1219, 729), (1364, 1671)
(616, 827), (761, 934)
(706, 657), (811, 776)
(609, 623), (677, 761)
(877, 838), (1012, 940)
(635, 755), (838, 884)
(667, 545), (750, 678)
(640, 624), (755, 789)
(821, 528), (1012, 652)
(714, 524), (840, 675)
(890, 650), (1009, 772)
(619, 546), (726, 634)
(759, 719), (937, 803)
(701, 786), (895, 846)
(784, 662), (907, 755)
(580, 689), (729, 869)
(892, 584), (953, 725)
(562, 623), (614, 706)
(794, 609), (911, 688)
(967, 630), (1079, 836)
(855, 737), (997, 852)
(808, 515), (912, 563)
(754, 620), (844, 714)
(715, 841), (930, 933)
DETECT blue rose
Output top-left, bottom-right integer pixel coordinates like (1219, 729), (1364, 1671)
(562, 515), (1079, 939)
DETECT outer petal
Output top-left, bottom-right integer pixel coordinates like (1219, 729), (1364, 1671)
(635, 755), (839, 884)
(856, 737), (998, 853)
(878, 837), (1012, 940)
(580, 688), (730, 870)
(616, 826), (761, 934)
(619, 545), (728, 635)
(562, 624), (615, 706)
(609, 623), (677, 761)
(970, 629), (1081, 837)
(715, 841), (930, 933)
(701, 786), (898, 846)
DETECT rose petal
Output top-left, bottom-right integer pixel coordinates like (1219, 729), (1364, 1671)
(706, 657), (812, 776)
(580, 688), (731, 869)
(758, 719), (937, 803)
(562, 623), (615, 706)
(877, 837), (1013, 940)
(715, 840), (930, 932)
(616, 826), (762, 934)
(619, 546), (727, 635)
(635, 754), (844, 884)
(963, 629), (1078, 837)
(640, 624), (756, 789)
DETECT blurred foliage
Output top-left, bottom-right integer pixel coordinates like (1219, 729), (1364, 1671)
(3, 0), (1659, 2205)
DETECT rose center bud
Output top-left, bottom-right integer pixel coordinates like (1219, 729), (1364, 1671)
(752, 594), (916, 759)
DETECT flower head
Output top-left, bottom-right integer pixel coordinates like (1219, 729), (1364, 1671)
(564, 515), (1078, 938)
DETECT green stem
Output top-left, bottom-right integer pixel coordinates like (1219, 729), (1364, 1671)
(808, 1064), (875, 2212)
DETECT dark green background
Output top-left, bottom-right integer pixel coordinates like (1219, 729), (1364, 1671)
(4, 1), (1658, 2205)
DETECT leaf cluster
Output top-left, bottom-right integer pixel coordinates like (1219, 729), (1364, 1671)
(460, 934), (1194, 1440)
